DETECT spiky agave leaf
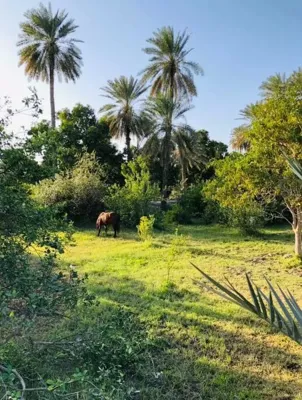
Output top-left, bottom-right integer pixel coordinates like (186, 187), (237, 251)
(192, 263), (302, 345)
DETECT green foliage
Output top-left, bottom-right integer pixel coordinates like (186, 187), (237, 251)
(225, 206), (264, 235)
(193, 265), (302, 345)
(141, 26), (203, 99)
(0, 169), (91, 331)
(32, 153), (105, 220)
(1, 305), (150, 399)
(26, 105), (123, 183)
(137, 215), (155, 241)
(100, 76), (147, 161)
(1, 147), (46, 183)
(179, 184), (205, 217)
(105, 156), (160, 227)
(163, 204), (190, 226)
(203, 154), (264, 233)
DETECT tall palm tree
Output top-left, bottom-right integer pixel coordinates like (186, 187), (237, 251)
(260, 73), (287, 98)
(17, 3), (83, 128)
(141, 26), (203, 100)
(100, 76), (148, 161)
(173, 129), (204, 189)
(143, 95), (195, 189)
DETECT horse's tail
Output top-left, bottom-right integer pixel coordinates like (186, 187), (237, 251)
(96, 214), (102, 230)
(115, 214), (121, 233)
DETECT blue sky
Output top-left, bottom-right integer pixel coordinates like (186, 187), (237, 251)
(2, 0), (302, 146)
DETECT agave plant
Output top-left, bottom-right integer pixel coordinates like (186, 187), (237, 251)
(192, 263), (302, 345)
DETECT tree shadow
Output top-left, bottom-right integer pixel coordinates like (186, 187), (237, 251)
(89, 275), (302, 399)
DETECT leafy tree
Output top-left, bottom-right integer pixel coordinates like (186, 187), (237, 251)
(207, 69), (302, 254)
(141, 26), (203, 99)
(100, 76), (147, 161)
(17, 3), (83, 127)
(0, 148), (46, 183)
(26, 104), (123, 183)
(143, 95), (195, 191)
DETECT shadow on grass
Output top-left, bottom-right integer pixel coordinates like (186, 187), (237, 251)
(88, 275), (301, 400)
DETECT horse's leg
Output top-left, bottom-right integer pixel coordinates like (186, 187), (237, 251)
(113, 224), (117, 238)
(97, 225), (102, 237)
(105, 225), (108, 236)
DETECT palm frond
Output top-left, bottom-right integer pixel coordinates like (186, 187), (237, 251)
(17, 3), (83, 83)
(141, 26), (203, 99)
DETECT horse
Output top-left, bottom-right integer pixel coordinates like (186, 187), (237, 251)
(96, 211), (120, 238)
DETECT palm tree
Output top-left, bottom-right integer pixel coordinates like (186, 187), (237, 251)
(17, 3), (83, 128)
(143, 95), (196, 190)
(230, 125), (251, 152)
(260, 73), (287, 97)
(173, 129), (204, 189)
(100, 76), (148, 161)
(141, 26), (203, 100)
(230, 103), (257, 152)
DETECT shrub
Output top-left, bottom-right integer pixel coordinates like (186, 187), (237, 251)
(163, 204), (191, 227)
(32, 152), (105, 220)
(225, 205), (264, 235)
(0, 169), (90, 325)
(179, 184), (205, 217)
(105, 157), (160, 227)
(137, 215), (155, 241)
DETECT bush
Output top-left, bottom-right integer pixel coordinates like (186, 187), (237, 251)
(0, 169), (90, 325)
(163, 204), (191, 226)
(225, 206), (264, 235)
(179, 184), (205, 217)
(105, 157), (160, 228)
(137, 215), (155, 241)
(32, 152), (105, 220)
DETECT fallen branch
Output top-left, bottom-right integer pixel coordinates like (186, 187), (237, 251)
(0, 364), (26, 399)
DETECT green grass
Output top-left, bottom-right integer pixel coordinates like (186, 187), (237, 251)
(56, 224), (302, 399)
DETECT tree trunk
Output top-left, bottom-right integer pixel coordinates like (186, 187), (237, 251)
(294, 227), (302, 256)
(180, 165), (187, 191)
(289, 206), (302, 256)
(125, 127), (132, 162)
(162, 130), (171, 194)
(49, 65), (56, 128)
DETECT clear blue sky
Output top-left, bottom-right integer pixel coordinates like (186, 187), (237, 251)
(2, 0), (302, 146)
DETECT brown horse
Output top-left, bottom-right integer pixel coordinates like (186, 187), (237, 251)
(96, 212), (120, 238)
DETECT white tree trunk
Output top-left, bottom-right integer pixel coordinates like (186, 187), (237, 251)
(289, 206), (302, 256)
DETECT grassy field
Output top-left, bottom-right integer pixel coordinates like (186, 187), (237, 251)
(57, 224), (302, 399)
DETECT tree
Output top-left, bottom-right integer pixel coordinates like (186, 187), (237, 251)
(100, 76), (147, 161)
(143, 95), (194, 190)
(172, 129), (204, 189)
(26, 104), (123, 183)
(141, 26), (203, 100)
(207, 69), (302, 255)
(17, 3), (83, 128)
(186, 130), (228, 182)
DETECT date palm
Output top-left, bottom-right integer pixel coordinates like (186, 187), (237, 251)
(17, 3), (83, 128)
(100, 76), (148, 161)
(141, 26), (203, 100)
(143, 95), (194, 190)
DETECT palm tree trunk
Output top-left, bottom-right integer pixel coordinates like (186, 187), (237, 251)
(49, 64), (56, 128)
(162, 130), (171, 194)
(125, 127), (132, 161)
(181, 165), (187, 191)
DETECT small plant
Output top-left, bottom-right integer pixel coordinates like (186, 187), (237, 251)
(166, 229), (188, 282)
(137, 215), (155, 241)
(192, 264), (302, 345)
